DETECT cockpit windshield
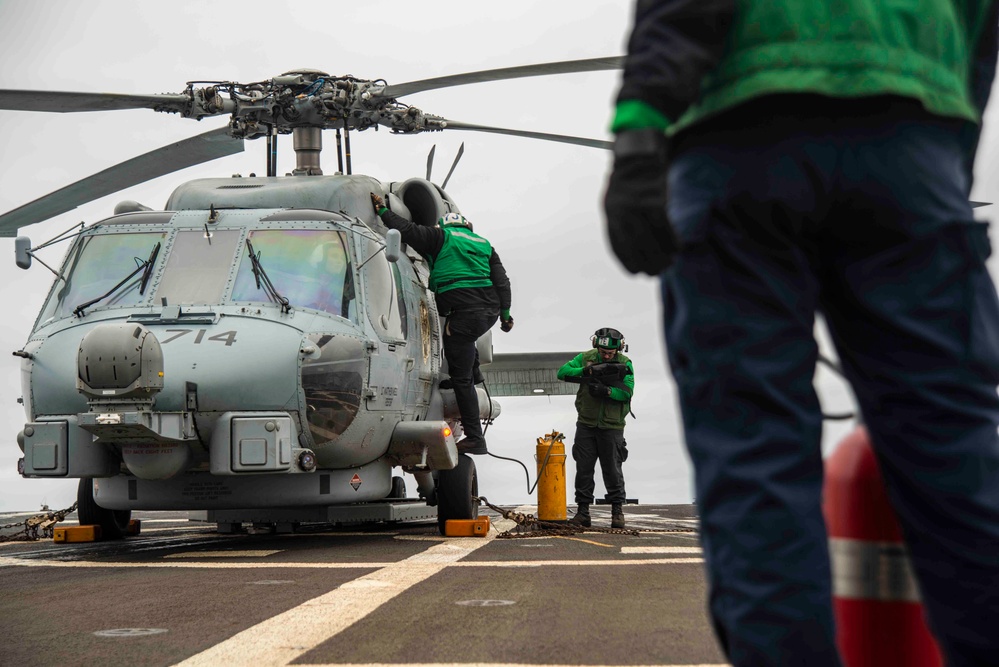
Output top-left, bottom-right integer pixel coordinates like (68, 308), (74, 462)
(230, 229), (356, 320)
(37, 232), (167, 324)
(36, 227), (358, 327)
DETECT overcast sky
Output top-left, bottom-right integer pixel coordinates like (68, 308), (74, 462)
(0, 1), (995, 513)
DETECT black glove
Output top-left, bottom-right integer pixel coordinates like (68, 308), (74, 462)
(588, 382), (612, 399)
(500, 316), (514, 332)
(603, 128), (679, 275)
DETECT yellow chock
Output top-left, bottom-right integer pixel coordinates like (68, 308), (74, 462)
(445, 516), (490, 537)
(536, 431), (567, 522)
(53, 525), (102, 543)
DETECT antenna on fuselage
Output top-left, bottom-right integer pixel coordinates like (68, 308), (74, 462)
(426, 144), (436, 181)
(442, 142), (464, 189)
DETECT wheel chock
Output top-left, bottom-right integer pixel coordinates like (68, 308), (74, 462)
(125, 519), (141, 536)
(444, 516), (490, 537)
(53, 525), (102, 543)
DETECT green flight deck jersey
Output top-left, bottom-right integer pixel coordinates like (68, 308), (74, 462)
(557, 349), (635, 430)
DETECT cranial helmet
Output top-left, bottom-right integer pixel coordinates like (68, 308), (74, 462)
(438, 212), (473, 231)
(591, 327), (626, 351)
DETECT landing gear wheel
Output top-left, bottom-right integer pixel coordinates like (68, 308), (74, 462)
(389, 475), (407, 499)
(436, 454), (479, 535)
(77, 478), (131, 540)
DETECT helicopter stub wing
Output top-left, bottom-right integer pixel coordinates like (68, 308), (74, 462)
(481, 352), (580, 397)
(440, 120), (611, 150)
(381, 56), (624, 98)
(0, 126), (243, 236)
(0, 89), (191, 114)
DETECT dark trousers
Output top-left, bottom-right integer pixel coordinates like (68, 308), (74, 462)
(663, 110), (999, 667)
(571, 423), (626, 504)
(443, 309), (497, 438)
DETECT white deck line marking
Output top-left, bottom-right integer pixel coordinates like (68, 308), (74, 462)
(164, 550), (282, 559)
(134, 525), (213, 533)
(295, 663), (730, 667)
(0, 556), (704, 570)
(451, 558), (706, 567)
(621, 546), (702, 554)
(173, 537), (495, 667)
(0, 557), (393, 569)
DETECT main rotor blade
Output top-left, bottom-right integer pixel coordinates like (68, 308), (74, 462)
(0, 89), (190, 113)
(0, 126), (243, 236)
(441, 120), (611, 150)
(383, 56), (624, 98)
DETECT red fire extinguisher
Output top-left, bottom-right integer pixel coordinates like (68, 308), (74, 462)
(823, 425), (943, 667)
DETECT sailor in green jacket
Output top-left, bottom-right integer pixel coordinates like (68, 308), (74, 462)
(370, 193), (513, 455)
(557, 328), (634, 529)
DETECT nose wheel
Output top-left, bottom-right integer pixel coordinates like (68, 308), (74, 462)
(77, 478), (132, 540)
(435, 454), (479, 535)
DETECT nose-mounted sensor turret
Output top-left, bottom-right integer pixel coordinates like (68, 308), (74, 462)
(77, 323), (164, 404)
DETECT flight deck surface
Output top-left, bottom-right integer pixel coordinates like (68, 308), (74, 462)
(0, 504), (727, 667)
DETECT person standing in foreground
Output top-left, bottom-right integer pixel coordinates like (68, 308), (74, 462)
(371, 193), (513, 455)
(603, 1), (999, 665)
(557, 328), (634, 529)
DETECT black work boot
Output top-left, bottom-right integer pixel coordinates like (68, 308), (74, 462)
(569, 504), (591, 528)
(457, 434), (487, 455)
(611, 503), (626, 529)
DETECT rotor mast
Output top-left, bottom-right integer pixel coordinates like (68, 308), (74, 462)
(292, 127), (323, 176)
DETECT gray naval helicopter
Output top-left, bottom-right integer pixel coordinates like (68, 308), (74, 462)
(0, 57), (619, 537)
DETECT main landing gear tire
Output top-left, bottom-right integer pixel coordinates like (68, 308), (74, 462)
(77, 478), (132, 540)
(436, 454), (479, 535)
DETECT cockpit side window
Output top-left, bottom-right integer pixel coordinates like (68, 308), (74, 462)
(37, 231), (167, 325)
(361, 236), (406, 342)
(392, 263), (409, 337)
(230, 229), (356, 320)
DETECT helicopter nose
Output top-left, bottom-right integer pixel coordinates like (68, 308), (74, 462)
(75, 323), (191, 480)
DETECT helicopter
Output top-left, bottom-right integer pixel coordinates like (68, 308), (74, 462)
(0, 57), (620, 537)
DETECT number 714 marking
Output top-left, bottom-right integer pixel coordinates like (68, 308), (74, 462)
(161, 329), (237, 346)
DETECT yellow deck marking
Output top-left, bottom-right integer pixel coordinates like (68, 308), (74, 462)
(555, 535), (613, 547)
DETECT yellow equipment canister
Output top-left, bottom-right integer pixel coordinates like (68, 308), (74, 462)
(536, 431), (567, 521)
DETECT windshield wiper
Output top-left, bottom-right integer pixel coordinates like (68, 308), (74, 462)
(245, 238), (291, 313)
(138, 242), (161, 295)
(73, 242), (161, 317)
